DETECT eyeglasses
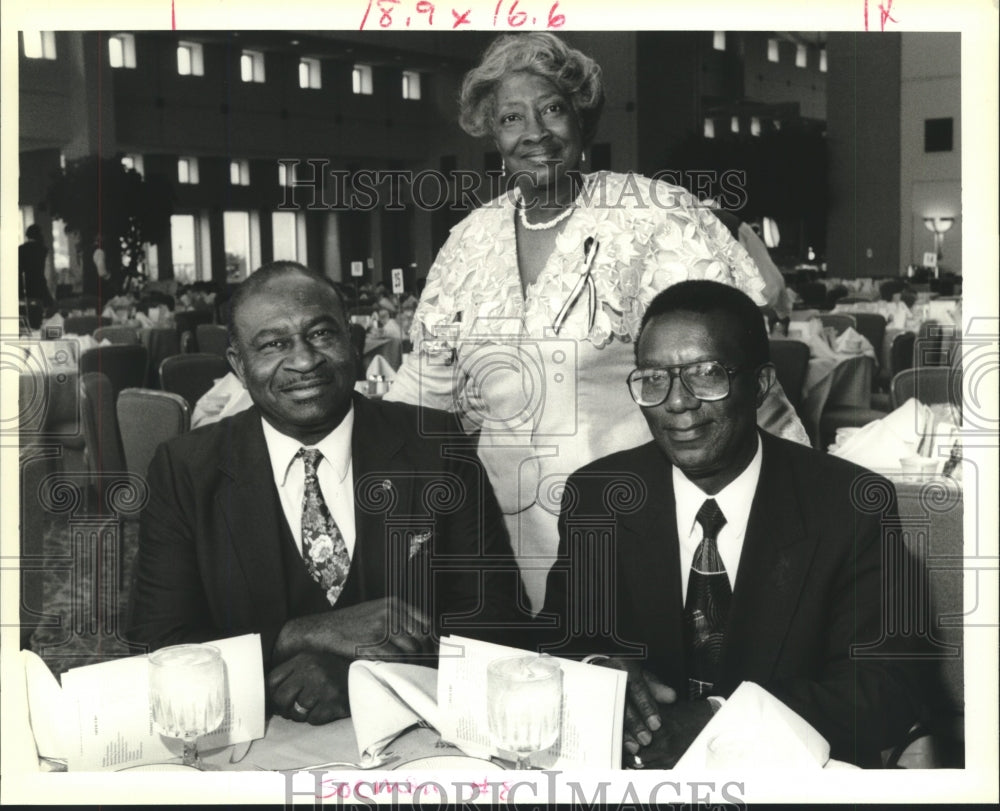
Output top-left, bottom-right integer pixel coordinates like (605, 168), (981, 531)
(626, 361), (743, 406)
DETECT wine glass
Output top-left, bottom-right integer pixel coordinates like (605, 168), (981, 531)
(148, 644), (226, 770)
(486, 655), (563, 770)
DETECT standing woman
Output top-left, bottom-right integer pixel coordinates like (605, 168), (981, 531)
(386, 33), (809, 611)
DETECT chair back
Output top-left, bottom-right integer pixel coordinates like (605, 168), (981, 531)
(195, 324), (230, 358)
(93, 325), (141, 345)
(79, 344), (149, 400)
(889, 330), (917, 378)
(116, 388), (191, 476)
(79, 371), (127, 478)
(159, 353), (231, 409)
(890, 366), (962, 411)
(851, 313), (887, 362)
(64, 315), (111, 336)
(818, 313), (856, 336)
(768, 338), (810, 411)
(174, 310), (215, 352)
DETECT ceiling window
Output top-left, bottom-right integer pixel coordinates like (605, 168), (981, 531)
(352, 64), (373, 95)
(108, 33), (136, 68)
(178, 156), (200, 184)
(23, 31), (57, 60)
(767, 38), (779, 63)
(299, 57), (321, 89)
(712, 31), (726, 51)
(240, 50), (265, 83)
(177, 41), (204, 76)
(230, 159), (250, 186)
(402, 70), (421, 100)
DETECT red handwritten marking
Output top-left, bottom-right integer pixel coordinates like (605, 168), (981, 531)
(171, 0), (176, 30)
(865, 0), (898, 30)
(494, 0), (503, 26)
(547, 2), (564, 27)
(879, 0), (898, 30)
(416, 0), (434, 24)
(359, 0), (373, 28)
(452, 7), (471, 27)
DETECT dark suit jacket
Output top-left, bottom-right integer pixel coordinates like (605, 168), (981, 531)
(539, 430), (927, 766)
(127, 393), (524, 665)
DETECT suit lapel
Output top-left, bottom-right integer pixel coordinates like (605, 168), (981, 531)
(618, 444), (686, 687)
(718, 432), (817, 693)
(216, 408), (289, 621)
(349, 394), (412, 601)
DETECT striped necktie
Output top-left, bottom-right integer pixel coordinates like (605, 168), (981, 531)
(683, 498), (731, 700)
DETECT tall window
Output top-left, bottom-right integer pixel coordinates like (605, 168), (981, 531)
(402, 70), (421, 100)
(223, 211), (260, 282)
(300, 57), (321, 89)
(272, 211), (307, 263)
(23, 32), (57, 60)
(750, 117), (761, 137)
(170, 215), (199, 283)
(352, 64), (373, 95)
(108, 33), (136, 68)
(767, 38), (779, 63)
(819, 49), (828, 73)
(178, 156), (200, 184)
(177, 41), (204, 76)
(703, 119), (715, 139)
(121, 153), (144, 177)
(240, 50), (265, 83)
(796, 44), (808, 68)
(730, 116), (740, 134)
(712, 31), (726, 51)
(230, 159), (250, 186)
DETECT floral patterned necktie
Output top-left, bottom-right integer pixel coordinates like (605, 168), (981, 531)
(683, 498), (731, 700)
(297, 448), (351, 606)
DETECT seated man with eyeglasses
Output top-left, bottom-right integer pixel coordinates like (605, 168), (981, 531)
(537, 280), (927, 768)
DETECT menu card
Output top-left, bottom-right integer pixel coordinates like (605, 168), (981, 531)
(60, 634), (265, 771)
(436, 635), (627, 769)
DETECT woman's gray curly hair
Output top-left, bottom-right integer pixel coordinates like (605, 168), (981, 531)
(458, 33), (605, 145)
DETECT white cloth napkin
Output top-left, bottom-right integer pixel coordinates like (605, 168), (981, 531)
(348, 661), (440, 763)
(832, 326), (876, 359)
(674, 681), (830, 770)
(22, 650), (70, 762)
(365, 354), (396, 381)
(831, 398), (959, 474)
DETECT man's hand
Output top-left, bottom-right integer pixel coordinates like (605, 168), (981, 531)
(274, 597), (435, 664)
(267, 651), (351, 725)
(594, 658), (677, 755)
(633, 700), (716, 769)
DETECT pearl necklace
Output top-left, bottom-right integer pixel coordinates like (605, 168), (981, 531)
(517, 198), (577, 231)
(516, 176), (593, 231)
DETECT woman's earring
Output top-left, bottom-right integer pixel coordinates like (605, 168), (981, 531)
(581, 150), (587, 164)
(501, 158), (506, 174)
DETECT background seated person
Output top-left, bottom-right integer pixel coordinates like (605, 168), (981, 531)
(537, 280), (927, 767)
(127, 261), (523, 725)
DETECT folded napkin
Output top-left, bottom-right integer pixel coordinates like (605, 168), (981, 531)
(806, 329), (838, 360)
(348, 661), (440, 763)
(831, 398), (959, 475)
(675, 681), (829, 770)
(22, 650), (69, 762)
(365, 354), (396, 381)
(832, 326), (876, 359)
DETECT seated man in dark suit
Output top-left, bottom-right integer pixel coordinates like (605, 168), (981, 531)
(128, 261), (522, 724)
(539, 280), (927, 767)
